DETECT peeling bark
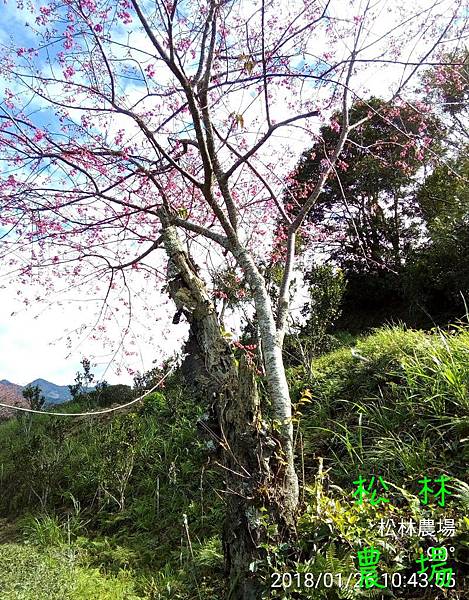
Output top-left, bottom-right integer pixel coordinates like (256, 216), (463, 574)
(232, 244), (299, 522)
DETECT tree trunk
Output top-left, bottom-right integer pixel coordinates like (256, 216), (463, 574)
(231, 244), (299, 522)
(160, 222), (298, 599)
(392, 192), (402, 270)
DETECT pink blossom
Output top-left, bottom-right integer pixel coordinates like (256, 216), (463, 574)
(176, 37), (191, 52)
(145, 64), (156, 78)
(213, 290), (228, 299)
(337, 159), (348, 171)
(114, 129), (125, 145)
(81, 0), (97, 11)
(63, 65), (75, 80)
(320, 158), (330, 171)
(64, 32), (74, 50)
(4, 89), (15, 110)
(117, 11), (132, 24)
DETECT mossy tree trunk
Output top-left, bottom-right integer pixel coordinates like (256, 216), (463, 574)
(161, 223), (297, 599)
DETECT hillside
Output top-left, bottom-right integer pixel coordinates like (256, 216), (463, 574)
(28, 379), (72, 404)
(0, 325), (467, 599)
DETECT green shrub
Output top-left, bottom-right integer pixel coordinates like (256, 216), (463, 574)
(0, 377), (224, 598)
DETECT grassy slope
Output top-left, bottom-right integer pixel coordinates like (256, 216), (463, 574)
(0, 542), (141, 600)
(0, 325), (467, 599)
(284, 325), (469, 599)
(0, 378), (224, 599)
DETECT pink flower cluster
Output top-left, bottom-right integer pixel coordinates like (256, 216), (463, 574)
(213, 289), (228, 299)
(36, 5), (52, 25)
(145, 64), (156, 79)
(117, 11), (132, 24)
(4, 89), (15, 110)
(63, 65), (75, 80)
(33, 129), (45, 142)
(64, 25), (75, 50)
(81, 0), (97, 12)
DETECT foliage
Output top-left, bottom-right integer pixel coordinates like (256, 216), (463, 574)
(422, 49), (469, 116)
(1, 325), (469, 597)
(284, 265), (346, 365)
(330, 146), (469, 331)
(286, 96), (466, 332)
(297, 326), (467, 483)
(69, 358), (95, 402)
(0, 376), (224, 598)
(22, 384), (46, 411)
(211, 266), (248, 308)
(400, 148), (469, 325)
(302, 265), (346, 352)
(0, 1), (466, 596)
(417, 149), (469, 235)
(402, 232), (469, 327)
(18, 384), (47, 436)
(0, 541), (141, 600)
(283, 97), (443, 272)
(273, 325), (469, 598)
(89, 382), (136, 408)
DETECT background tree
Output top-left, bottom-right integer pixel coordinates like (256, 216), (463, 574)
(403, 148), (469, 323)
(421, 48), (469, 144)
(22, 384), (46, 411)
(283, 97), (443, 274)
(283, 265), (346, 368)
(68, 358), (95, 401)
(0, 0), (465, 596)
(274, 96), (446, 331)
(19, 384), (46, 436)
(283, 74), (468, 330)
(417, 148), (469, 235)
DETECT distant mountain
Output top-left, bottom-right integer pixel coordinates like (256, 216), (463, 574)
(0, 379), (19, 386)
(28, 378), (71, 404)
(0, 381), (28, 420)
(0, 378), (72, 414)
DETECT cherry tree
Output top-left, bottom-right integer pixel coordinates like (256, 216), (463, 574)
(0, 0), (466, 596)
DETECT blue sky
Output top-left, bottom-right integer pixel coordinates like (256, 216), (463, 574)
(0, 5), (138, 385)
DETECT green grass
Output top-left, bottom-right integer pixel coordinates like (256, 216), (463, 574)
(0, 375), (224, 599)
(296, 325), (468, 485)
(272, 324), (469, 599)
(0, 542), (141, 599)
